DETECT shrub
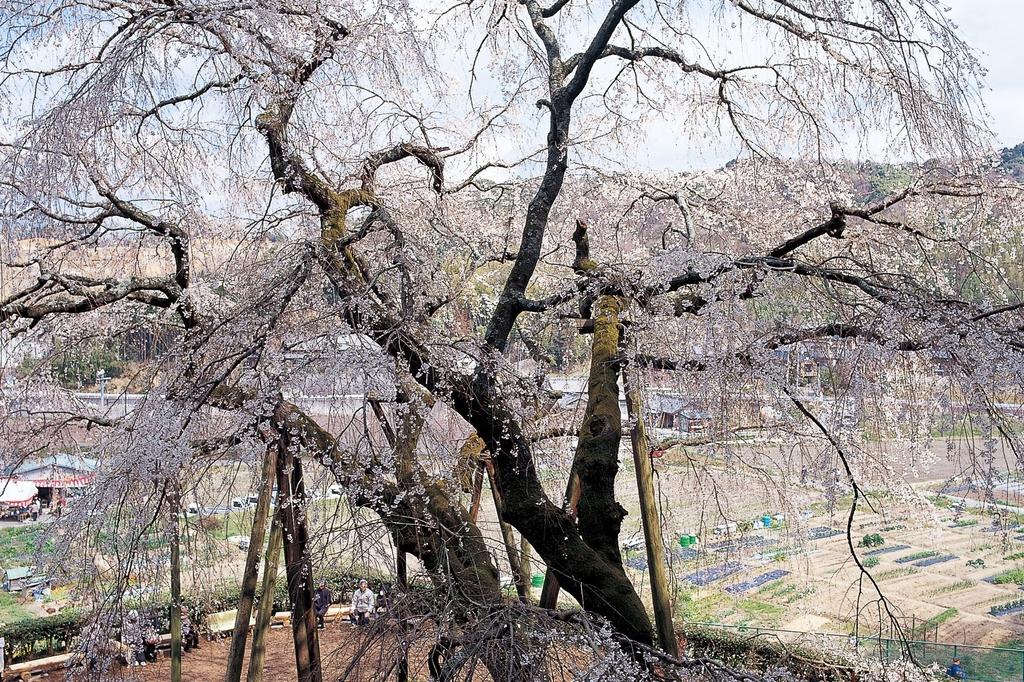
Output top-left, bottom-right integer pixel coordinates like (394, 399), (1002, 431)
(862, 556), (879, 568)
(859, 533), (884, 548)
(2, 609), (85, 663)
(198, 516), (223, 531)
(991, 568), (1024, 585)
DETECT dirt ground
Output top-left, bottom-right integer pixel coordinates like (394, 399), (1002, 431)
(92, 624), (421, 682)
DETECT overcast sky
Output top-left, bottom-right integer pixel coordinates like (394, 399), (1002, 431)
(948, 0), (1024, 147)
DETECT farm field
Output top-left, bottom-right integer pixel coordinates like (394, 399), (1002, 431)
(589, 438), (1024, 649)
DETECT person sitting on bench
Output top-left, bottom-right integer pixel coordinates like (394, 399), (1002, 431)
(349, 579), (375, 626)
(314, 581), (333, 629)
(122, 610), (146, 667)
(142, 612), (160, 663)
(181, 606), (200, 651)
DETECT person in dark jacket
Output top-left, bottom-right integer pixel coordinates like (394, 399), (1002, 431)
(946, 657), (966, 679)
(314, 581), (333, 629)
(181, 606), (200, 651)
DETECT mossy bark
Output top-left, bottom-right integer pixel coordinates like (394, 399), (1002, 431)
(574, 295), (628, 567)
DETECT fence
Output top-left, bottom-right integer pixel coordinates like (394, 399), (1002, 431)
(689, 622), (1024, 682)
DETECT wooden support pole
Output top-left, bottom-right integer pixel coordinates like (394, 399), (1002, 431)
(169, 485), (183, 682)
(395, 529), (409, 682)
(624, 366), (678, 657)
(538, 471), (579, 609)
(468, 461), (485, 522)
(224, 444), (276, 682)
(247, 516), (283, 682)
(519, 535), (532, 597)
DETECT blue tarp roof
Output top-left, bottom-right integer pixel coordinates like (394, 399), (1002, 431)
(9, 454), (97, 476)
(3, 566), (33, 581)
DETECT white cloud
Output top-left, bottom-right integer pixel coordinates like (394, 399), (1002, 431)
(947, 0), (1024, 147)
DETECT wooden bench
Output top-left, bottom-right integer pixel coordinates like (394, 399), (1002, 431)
(269, 605), (351, 627)
(206, 609), (255, 637)
(4, 652), (73, 680)
(324, 605), (351, 623)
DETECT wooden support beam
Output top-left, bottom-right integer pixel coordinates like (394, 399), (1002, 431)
(624, 366), (678, 656)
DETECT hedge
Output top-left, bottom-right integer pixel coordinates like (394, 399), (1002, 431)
(2, 567), (394, 664)
(2, 609), (86, 663)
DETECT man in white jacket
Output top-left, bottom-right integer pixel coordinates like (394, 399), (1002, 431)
(350, 579), (375, 626)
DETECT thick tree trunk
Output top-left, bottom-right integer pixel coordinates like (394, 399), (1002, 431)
(574, 296), (627, 566)
(624, 367), (678, 656)
(463, 295), (653, 644)
(282, 401), (534, 678)
(224, 444), (276, 682)
(261, 88), (653, 648)
(247, 517), (283, 682)
(169, 486), (183, 682)
(276, 430), (322, 682)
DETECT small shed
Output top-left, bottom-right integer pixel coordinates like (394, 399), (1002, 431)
(2, 566), (34, 590)
(647, 394), (711, 434)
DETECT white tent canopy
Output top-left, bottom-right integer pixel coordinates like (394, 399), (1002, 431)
(0, 479), (38, 505)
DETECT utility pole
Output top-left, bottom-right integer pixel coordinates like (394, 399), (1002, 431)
(96, 369), (110, 409)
